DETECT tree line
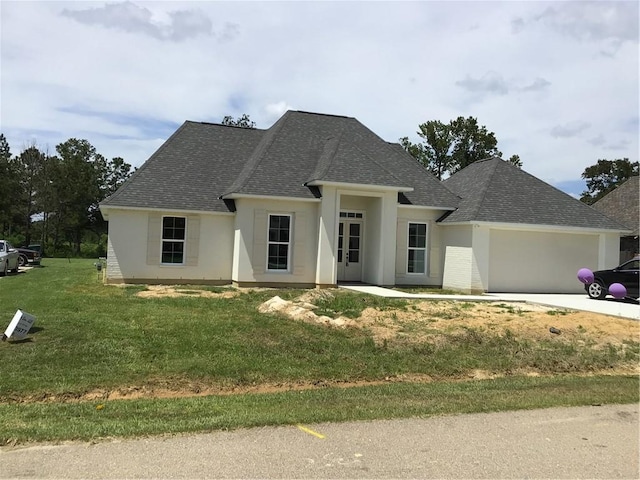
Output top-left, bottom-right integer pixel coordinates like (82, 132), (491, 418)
(1, 114), (636, 257)
(0, 134), (133, 257)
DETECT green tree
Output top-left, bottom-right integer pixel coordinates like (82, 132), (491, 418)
(400, 120), (452, 180)
(0, 134), (18, 236)
(400, 116), (519, 179)
(507, 154), (523, 168)
(91, 155), (134, 229)
(51, 139), (104, 254)
(449, 116), (501, 173)
(15, 144), (46, 245)
(221, 114), (256, 128)
(580, 158), (639, 204)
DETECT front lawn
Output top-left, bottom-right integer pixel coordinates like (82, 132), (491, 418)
(0, 259), (638, 444)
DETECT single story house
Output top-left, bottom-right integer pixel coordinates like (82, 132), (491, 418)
(99, 110), (628, 293)
(592, 175), (639, 263)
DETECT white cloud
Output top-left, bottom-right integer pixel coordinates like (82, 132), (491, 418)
(550, 122), (591, 139)
(0, 0), (637, 188)
(456, 72), (510, 96)
(61, 1), (213, 42)
(264, 101), (294, 120)
(535, 1), (638, 44)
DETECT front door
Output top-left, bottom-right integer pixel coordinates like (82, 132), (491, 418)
(337, 220), (363, 282)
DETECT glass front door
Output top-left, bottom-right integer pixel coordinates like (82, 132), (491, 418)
(337, 220), (363, 282)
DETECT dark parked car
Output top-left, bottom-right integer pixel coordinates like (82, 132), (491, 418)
(586, 256), (639, 300)
(16, 247), (41, 267)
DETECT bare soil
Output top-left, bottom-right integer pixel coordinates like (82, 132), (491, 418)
(264, 289), (639, 350)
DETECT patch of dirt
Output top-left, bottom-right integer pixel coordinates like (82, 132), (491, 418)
(6, 366), (639, 406)
(356, 300), (640, 349)
(258, 295), (354, 328)
(135, 285), (239, 299)
(259, 294), (639, 351)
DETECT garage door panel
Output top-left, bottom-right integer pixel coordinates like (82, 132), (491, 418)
(488, 230), (599, 293)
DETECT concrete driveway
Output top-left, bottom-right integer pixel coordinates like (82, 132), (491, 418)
(489, 293), (639, 320)
(340, 286), (639, 320)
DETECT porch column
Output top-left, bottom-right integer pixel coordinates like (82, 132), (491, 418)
(379, 191), (398, 285)
(315, 186), (338, 286)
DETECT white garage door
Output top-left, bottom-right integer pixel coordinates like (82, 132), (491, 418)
(488, 230), (599, 293)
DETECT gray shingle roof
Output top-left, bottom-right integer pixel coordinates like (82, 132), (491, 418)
(101, 121), (264, 212)
(223, 111), (458, 207)
(592, 176), (639, 235)
(441, 157), (628, 230)
(101, 111), (459, 213)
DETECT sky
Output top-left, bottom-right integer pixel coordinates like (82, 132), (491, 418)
(1, 1), (638, 197)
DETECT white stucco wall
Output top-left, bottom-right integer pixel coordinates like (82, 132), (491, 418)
(232, 198), (320, 286)
(105, 208), (234, 283)
(395, 207), (447, 286)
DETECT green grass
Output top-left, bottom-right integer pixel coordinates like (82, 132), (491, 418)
(312, 290), (408, 318)
(394, 286), (473, 295)
(2, 375), (637, 444)
(1, 259), (638, 444)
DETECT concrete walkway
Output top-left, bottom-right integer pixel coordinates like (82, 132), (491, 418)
(339, 285), (640, 320)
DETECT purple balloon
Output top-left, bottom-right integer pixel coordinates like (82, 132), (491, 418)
(577, 268), (594, 284)
(609, 283), (627, 299)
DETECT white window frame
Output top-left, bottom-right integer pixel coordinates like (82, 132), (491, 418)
(266, 213), (292, 272)
(407, 222), (428, 275)
(161, 216), (187, 265)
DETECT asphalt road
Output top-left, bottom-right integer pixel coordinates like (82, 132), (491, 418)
(1, 404), (638, 479)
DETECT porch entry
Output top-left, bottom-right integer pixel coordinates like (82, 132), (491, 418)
(337, 211), (364, 282)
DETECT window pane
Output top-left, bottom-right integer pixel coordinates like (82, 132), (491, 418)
(408, 249), (425, 273)
(408, 223), (426, 248)
(348, 250), (359, 263)
(269, 215), (290, 243)
(163, 217), (186, 240)
(162, 241), (184, 264)
(349, 223), (360, 237)
(268, 243), (288, 270)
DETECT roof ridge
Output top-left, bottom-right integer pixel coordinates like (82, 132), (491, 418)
(466, 157), (501, 219)
(293, 110), (353, 120)
(220, 112), (289, 197)
(308, 122), (410, 187)
(190, 119), (267, 130)
(369, 135), (425, 186)
(306, 133), (344, 183)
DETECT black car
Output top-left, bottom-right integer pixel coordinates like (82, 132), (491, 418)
(586, 257), (639, 300)
(16, 247), (41, 267)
